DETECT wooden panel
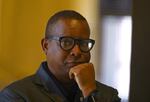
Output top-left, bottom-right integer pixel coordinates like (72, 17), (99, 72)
(129, 0), (150, 102)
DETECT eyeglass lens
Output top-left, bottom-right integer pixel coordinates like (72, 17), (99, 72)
(60, 37), (94, 52)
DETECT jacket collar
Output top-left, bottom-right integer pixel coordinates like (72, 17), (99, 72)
(34, 62), (82, 102)
(33, 61), (68, 101)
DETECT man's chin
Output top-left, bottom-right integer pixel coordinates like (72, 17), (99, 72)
(66, 63), (77, 68)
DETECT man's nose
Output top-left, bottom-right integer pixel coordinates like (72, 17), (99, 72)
(70, 44), (82, 57)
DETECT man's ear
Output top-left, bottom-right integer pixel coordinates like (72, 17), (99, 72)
(41, 38), (48, 55)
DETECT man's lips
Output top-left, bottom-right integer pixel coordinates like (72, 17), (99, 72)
(65, 62), (83, 68)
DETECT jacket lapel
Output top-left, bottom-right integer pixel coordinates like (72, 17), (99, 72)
(32, 62), (68, 102)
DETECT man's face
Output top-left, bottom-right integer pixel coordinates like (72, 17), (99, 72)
(42, 18), (91, 83)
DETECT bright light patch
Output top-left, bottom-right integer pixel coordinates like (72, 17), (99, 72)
(100, 16), (132, 101)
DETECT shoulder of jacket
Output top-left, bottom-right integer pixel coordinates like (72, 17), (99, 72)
(95, 81), (118, 95)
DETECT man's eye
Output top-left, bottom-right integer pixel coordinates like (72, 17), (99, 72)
(63, 41), (72, 46)
(61, 39), (73, 47)
(81, 41), (89, 47)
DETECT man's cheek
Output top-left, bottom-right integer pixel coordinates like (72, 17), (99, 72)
(84, 53), (91, 62)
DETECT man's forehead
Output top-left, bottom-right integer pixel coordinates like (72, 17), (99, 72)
(52, 18), (88, 28)
(46, 18), (90, 39)
(54, 19), (85, 29)
(52, 18), (86, 26)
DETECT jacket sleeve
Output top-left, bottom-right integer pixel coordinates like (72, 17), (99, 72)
(82, 89), (121, 102)
(0, 88), (25, 102)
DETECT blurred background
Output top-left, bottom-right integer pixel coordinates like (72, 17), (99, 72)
(1, 0), (150, 102)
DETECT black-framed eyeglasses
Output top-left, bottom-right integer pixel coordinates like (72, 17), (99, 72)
(46, 36), (95, 53)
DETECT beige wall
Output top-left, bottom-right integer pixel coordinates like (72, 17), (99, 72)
(0, 0), (100, 89)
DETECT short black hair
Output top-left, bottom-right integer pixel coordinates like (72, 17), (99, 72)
(45, 10), (89, 38)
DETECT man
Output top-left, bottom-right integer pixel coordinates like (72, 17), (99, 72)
(0, 10), (121, 102)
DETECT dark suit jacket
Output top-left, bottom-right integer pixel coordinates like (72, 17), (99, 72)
(0, 62), (121, 102)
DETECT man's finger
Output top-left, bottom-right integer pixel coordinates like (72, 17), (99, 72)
(69, 68), (76, 79)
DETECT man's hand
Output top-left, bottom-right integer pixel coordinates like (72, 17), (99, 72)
(69, 63), (96, 97)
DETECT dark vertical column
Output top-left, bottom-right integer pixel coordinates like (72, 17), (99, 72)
(129, 0), (150, 102)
